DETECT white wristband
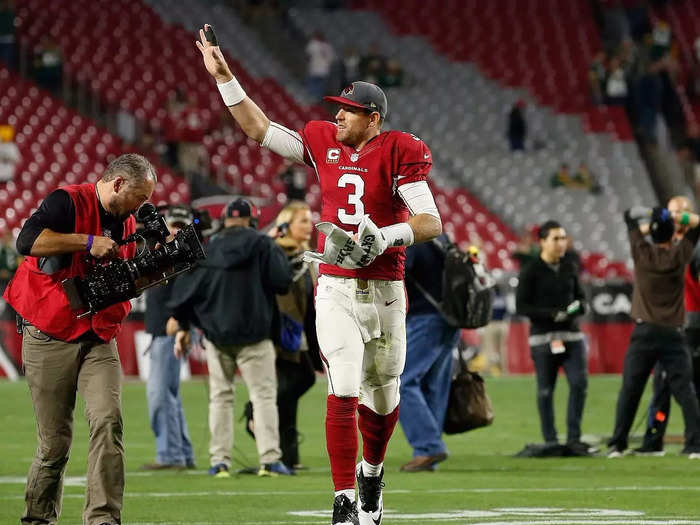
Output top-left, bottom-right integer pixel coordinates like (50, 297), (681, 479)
(217, 77), (247, 106)
(380, 222), (414, 247)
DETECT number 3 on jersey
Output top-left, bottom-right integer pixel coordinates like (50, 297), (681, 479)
(337, 173), (365, 225)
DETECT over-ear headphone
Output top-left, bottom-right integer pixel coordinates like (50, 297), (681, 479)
(223, 197), (259, 229)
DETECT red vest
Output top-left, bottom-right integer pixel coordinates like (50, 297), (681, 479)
(3, 183), (136, 341)
(685, 265), (700, 313)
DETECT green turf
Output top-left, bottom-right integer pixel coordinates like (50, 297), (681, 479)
(2, 375), (700, 524)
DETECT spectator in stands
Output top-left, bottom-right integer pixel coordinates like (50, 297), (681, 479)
(605, 56), (629, 105)
(399, 233), (460, 471)
(0, 0), (16, 68)
(32, 36), (62, 94)
(551, 162), (601, 194)
(141, 206), (196, 471)
(516, 220), (590, 454)
(550, 162), (572, 188)
(278, 160), (307, 201)
(507, 100), (527, 151)
(607, 206), (700, 458)
(0, 123), (19, 182)
(305, 31), (335, 99)
(379, 59), (404, 89)
(633, 197), (700, 455)
(573, 161), (603, 194)
(168, 197), (294, 478)
(589, 51), (607, 105)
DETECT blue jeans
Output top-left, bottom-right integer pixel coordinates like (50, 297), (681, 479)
(146, 335), (194, 465)
(399, 313), (460, 457)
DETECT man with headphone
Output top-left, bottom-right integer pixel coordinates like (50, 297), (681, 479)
(168, 197), (294, 476)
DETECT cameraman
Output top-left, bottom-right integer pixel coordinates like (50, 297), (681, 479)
(141, 205), (195, 470)
(607, 206), (700, 457)
(168, 198), (294, 477)
(4, 154), (156, 525)
(516, 220), (589, 453)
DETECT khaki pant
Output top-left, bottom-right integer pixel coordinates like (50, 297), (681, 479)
(205, 338), (281, 466)
(480, 320), (509, 373)
(21, 325), (124, 525)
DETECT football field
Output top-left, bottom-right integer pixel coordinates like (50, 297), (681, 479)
(2, 375), (700, 524)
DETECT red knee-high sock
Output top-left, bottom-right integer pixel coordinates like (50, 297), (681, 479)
(326, 395), (359, 491)
(358, 404), (400, 465)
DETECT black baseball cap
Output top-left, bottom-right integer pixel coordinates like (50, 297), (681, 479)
(324, 81), (388, 119)
(224, 197), (258, 218)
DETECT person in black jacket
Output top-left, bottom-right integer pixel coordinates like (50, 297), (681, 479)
(516, 220), (589, 453)
(168, 197), (293, 477)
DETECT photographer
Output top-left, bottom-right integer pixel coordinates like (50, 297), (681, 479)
(141, 205), (195, 471)
(516, 220), (589, 454)
(3, 154), (156, 525)
(168, 198), (294, 477)
(607, 206), (700, 457)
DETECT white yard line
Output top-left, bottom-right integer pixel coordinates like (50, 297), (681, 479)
(3, 483), (700, 496)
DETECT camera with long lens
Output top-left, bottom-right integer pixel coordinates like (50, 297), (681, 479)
(61, 203), (206, 317)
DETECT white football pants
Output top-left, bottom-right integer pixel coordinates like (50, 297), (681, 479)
(315, 275), (407, 415)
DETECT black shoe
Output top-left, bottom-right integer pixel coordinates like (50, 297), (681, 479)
(566, 441), (599, 456)
(681, 446), (700, 457)
(632, 445), (665, 457)
(332, 494), (359, 525)
(356, 463), (384, 525)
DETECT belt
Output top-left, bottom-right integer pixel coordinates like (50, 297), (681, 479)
(529, 331), (584, 346)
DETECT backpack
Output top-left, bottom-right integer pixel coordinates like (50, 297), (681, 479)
(409, 237), (496, 329)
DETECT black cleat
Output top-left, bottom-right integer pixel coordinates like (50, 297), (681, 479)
(356, 463), (384, 525)
(332, 494), (359, 525)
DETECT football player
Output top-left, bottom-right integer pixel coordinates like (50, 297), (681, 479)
(196, 25), (442, 525)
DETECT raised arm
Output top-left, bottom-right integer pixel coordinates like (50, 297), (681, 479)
(196, 24), (270, 143)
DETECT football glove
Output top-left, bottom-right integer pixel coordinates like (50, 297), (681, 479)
(354, 214), (388, 267)
(303, 222), (367, 269)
